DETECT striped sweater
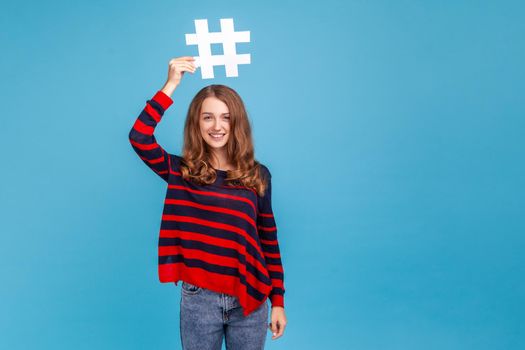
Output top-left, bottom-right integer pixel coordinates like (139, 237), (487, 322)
(128, 90), (285, 316)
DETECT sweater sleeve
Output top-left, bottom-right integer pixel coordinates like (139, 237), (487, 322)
(128, 90), (174, 182)
(257, 166), (285, 308)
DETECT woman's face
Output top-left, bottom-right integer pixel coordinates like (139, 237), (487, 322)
(199, 96), (231, 150)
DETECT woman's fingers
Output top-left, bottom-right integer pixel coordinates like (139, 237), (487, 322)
(184, 62), (197, 71)
(172, 61), (196, 71)
(170, 62), (196, 75)
(180, 64), (196, 74)
(166, 56), (197, 85)
(170, 57), (196, 66)
(276, 320), (286, 338)
(181, 56), (195, 61)
(269, 319), (286, 339)
(268, 322), (277, 338)
(274, 320), (284, 339)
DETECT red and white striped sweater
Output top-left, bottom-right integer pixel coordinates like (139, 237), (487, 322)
(128, 90), (285, 316)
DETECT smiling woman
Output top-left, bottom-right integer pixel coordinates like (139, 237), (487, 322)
(128, 56), (287, 349)
(178, 83), (271, 194)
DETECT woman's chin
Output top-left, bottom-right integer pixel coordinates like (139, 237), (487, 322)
(205, 139), (228, 149)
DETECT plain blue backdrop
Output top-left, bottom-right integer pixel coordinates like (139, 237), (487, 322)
(1, 0), (524, 349)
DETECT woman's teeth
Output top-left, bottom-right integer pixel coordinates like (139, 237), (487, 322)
(209, 133), (225, 140)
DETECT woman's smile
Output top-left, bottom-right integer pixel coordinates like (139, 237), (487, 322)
(209, 132), (226, 141)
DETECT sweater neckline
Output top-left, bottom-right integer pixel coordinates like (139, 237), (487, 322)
(213, 168), (229, 176)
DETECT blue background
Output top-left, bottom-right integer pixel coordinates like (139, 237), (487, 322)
(1, 0), (524, 349)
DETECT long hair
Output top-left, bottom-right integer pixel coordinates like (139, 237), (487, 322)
(180, 84), (268, 197)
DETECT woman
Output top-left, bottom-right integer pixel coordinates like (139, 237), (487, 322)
(128, 56), (287, 349)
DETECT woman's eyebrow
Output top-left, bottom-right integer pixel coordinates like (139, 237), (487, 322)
(201, 112), (230, 115)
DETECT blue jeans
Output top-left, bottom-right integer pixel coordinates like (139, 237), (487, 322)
(179, 281), (269, 350)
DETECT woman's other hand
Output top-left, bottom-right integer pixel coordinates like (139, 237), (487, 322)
(268, 306), (287, 340)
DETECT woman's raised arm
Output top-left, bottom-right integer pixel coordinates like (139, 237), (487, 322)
(128, 57), (196, 182)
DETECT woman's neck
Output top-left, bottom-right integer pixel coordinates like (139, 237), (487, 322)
(209, 149), (233, 170)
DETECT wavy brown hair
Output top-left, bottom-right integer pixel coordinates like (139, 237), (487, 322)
(179, 84), (268, 196)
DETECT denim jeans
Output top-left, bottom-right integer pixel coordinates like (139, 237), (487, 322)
(179, 281), (269, 350)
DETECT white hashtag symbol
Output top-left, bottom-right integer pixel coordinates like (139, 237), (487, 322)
(185, 18), (251, 79)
